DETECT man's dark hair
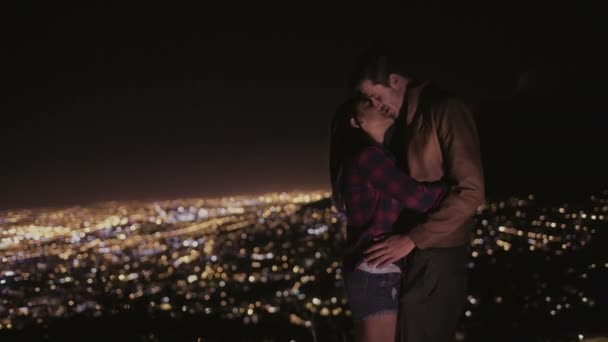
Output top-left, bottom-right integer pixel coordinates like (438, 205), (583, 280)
(349, 43), (410, 91)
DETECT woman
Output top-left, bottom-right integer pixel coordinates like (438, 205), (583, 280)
(330, 95), (447, 342)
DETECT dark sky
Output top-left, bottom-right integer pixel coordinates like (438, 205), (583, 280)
(2, 3), (606, 209)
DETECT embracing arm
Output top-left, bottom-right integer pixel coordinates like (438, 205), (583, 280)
(357, 146), (445, 213)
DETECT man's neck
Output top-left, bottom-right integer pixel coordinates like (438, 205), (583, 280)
(401, 80), (431, 126)
(394, 78), (409, 119)
(393, 78), (409, 118)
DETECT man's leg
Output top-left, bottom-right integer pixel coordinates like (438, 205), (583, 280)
(397, 245), (469, 342)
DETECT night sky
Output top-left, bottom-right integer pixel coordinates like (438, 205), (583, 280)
(2, 3), (606, 210)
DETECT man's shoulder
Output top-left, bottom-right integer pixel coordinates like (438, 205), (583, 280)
(418, 83), (471, 120)
(419, 82), (464, 109)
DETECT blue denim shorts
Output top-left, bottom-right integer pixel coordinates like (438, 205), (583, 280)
(342, 269), (401, 321)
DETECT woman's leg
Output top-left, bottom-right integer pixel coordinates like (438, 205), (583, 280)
(355, 312), (398, 342)
(344, 270), (401, 342)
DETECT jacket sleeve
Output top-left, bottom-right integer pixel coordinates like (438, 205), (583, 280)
(408, 97), (485, 249)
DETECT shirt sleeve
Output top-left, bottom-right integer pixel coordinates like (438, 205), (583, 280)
(356, 145), (445, 213)
(408, 97), (486, 249)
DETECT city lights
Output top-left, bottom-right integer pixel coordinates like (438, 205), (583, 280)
(0, 189), (606, 340)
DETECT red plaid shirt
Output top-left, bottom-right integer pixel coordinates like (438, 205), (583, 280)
(342, 144), (446, 272)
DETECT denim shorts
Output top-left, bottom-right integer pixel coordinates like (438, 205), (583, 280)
(342, 268), (402, 321)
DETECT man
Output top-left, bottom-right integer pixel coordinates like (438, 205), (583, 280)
(350, 46), (485, 342)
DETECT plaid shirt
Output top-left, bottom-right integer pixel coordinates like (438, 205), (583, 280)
(342, 144), (446, 272)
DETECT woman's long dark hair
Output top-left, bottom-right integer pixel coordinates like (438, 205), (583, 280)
(329, 96), (377, 212)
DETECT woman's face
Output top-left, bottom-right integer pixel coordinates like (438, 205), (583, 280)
(355, 99), (395, 143)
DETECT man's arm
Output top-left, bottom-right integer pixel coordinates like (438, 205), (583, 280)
(408, 96), (485, 249)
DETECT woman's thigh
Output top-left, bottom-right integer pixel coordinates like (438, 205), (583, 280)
(343, 269), (401, 322)
(356, 312), (398, 342)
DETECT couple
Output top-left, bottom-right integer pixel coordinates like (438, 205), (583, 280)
(330, 46), (485, 342)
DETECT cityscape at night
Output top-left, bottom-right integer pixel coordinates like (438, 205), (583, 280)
(1, 190), (607, 341)
(3, 4), (606, 342)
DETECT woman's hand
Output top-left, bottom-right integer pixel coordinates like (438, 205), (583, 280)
(363, 233), (416, 268)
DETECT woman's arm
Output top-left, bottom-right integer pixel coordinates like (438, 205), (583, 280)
(355, 145), (446, 212)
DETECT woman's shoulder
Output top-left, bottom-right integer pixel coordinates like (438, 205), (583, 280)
(352, 144), (392, 167)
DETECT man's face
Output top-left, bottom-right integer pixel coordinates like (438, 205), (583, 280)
(358, 78), (405, 119)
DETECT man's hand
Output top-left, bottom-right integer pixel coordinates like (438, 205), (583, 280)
(363, 233), (416, 268)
